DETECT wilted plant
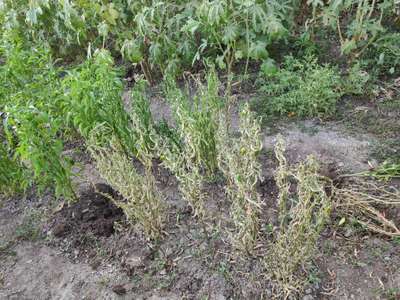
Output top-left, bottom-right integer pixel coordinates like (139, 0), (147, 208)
(129, 79), (157, 155)
(161, 139), (206, 218)
(274, 135), (290, 227)
(160, 72), (221, 217)
(335, 180), (400, 237)
(267, 141), (332, 297)
(88, 128), (165, 240)
(217, 103), (263, 252)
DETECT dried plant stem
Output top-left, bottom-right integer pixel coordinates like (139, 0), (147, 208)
(88, 134), (165, 240)
(217, 104), (263, 252)
(334, 181), (400, 237)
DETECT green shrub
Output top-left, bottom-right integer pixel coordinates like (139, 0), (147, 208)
(306, 0), (397, 57)
(0, 138), (27, 196)
(0, 0), (295, 77)
(341, 62), (370, 95)
(365, 32), (400, 76)
(259, 55), (341, 117)
(62, 49), (134, 155)
(0, 42), (75, 200)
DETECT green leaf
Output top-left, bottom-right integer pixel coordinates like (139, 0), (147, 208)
(182, 18), (200, 35)
(341, 39), (357, 55)
(216, 55), (226, 69)
(235, 50), (244, 60)
(249, 41), (268, 60)
(222, 24), (238, 44)
(260, 58), (278, 77)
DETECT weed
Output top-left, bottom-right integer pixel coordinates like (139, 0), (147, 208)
(342, 63), (370, 95)
(15, 209), (43, 241)
(365, 162), (400, 181)
(258, 55), (341, 118)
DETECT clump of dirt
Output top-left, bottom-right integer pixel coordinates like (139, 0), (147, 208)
(50, 183), (124, 239)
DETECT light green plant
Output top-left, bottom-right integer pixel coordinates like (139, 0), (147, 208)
(62, 49), (135, 155)
(342, 62), (370, 95)
(259, 55), (341, 117)
(0, 41), (75, 200)
(217, 103), (263, 252)
(0, 138), (27, 196)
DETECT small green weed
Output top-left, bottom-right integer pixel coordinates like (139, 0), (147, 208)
(15, 209), (43, 241)
(258, 55), (341, 118)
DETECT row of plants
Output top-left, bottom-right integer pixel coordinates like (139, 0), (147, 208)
(1, 3), (399, 297)
(1, 1), (398, 79)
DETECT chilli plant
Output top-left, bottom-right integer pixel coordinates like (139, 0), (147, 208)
(0, 41), (76, 200)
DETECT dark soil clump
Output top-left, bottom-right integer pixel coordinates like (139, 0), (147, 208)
(50, 183), (124, 238)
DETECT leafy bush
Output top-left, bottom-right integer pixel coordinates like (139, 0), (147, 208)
(306, 0), (398, 57)
(364, 32), (400, 76)
(0, 138), (27, 196)
(341, 62), (370, 95)
(0, 0), (136, 59)
(0, 0), (295, 77)
(259, 56), (341, 117)
(0, 42), (75, 200)
(62, 49), (135, 155)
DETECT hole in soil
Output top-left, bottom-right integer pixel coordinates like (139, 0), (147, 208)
(51, 183), (124, 238)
